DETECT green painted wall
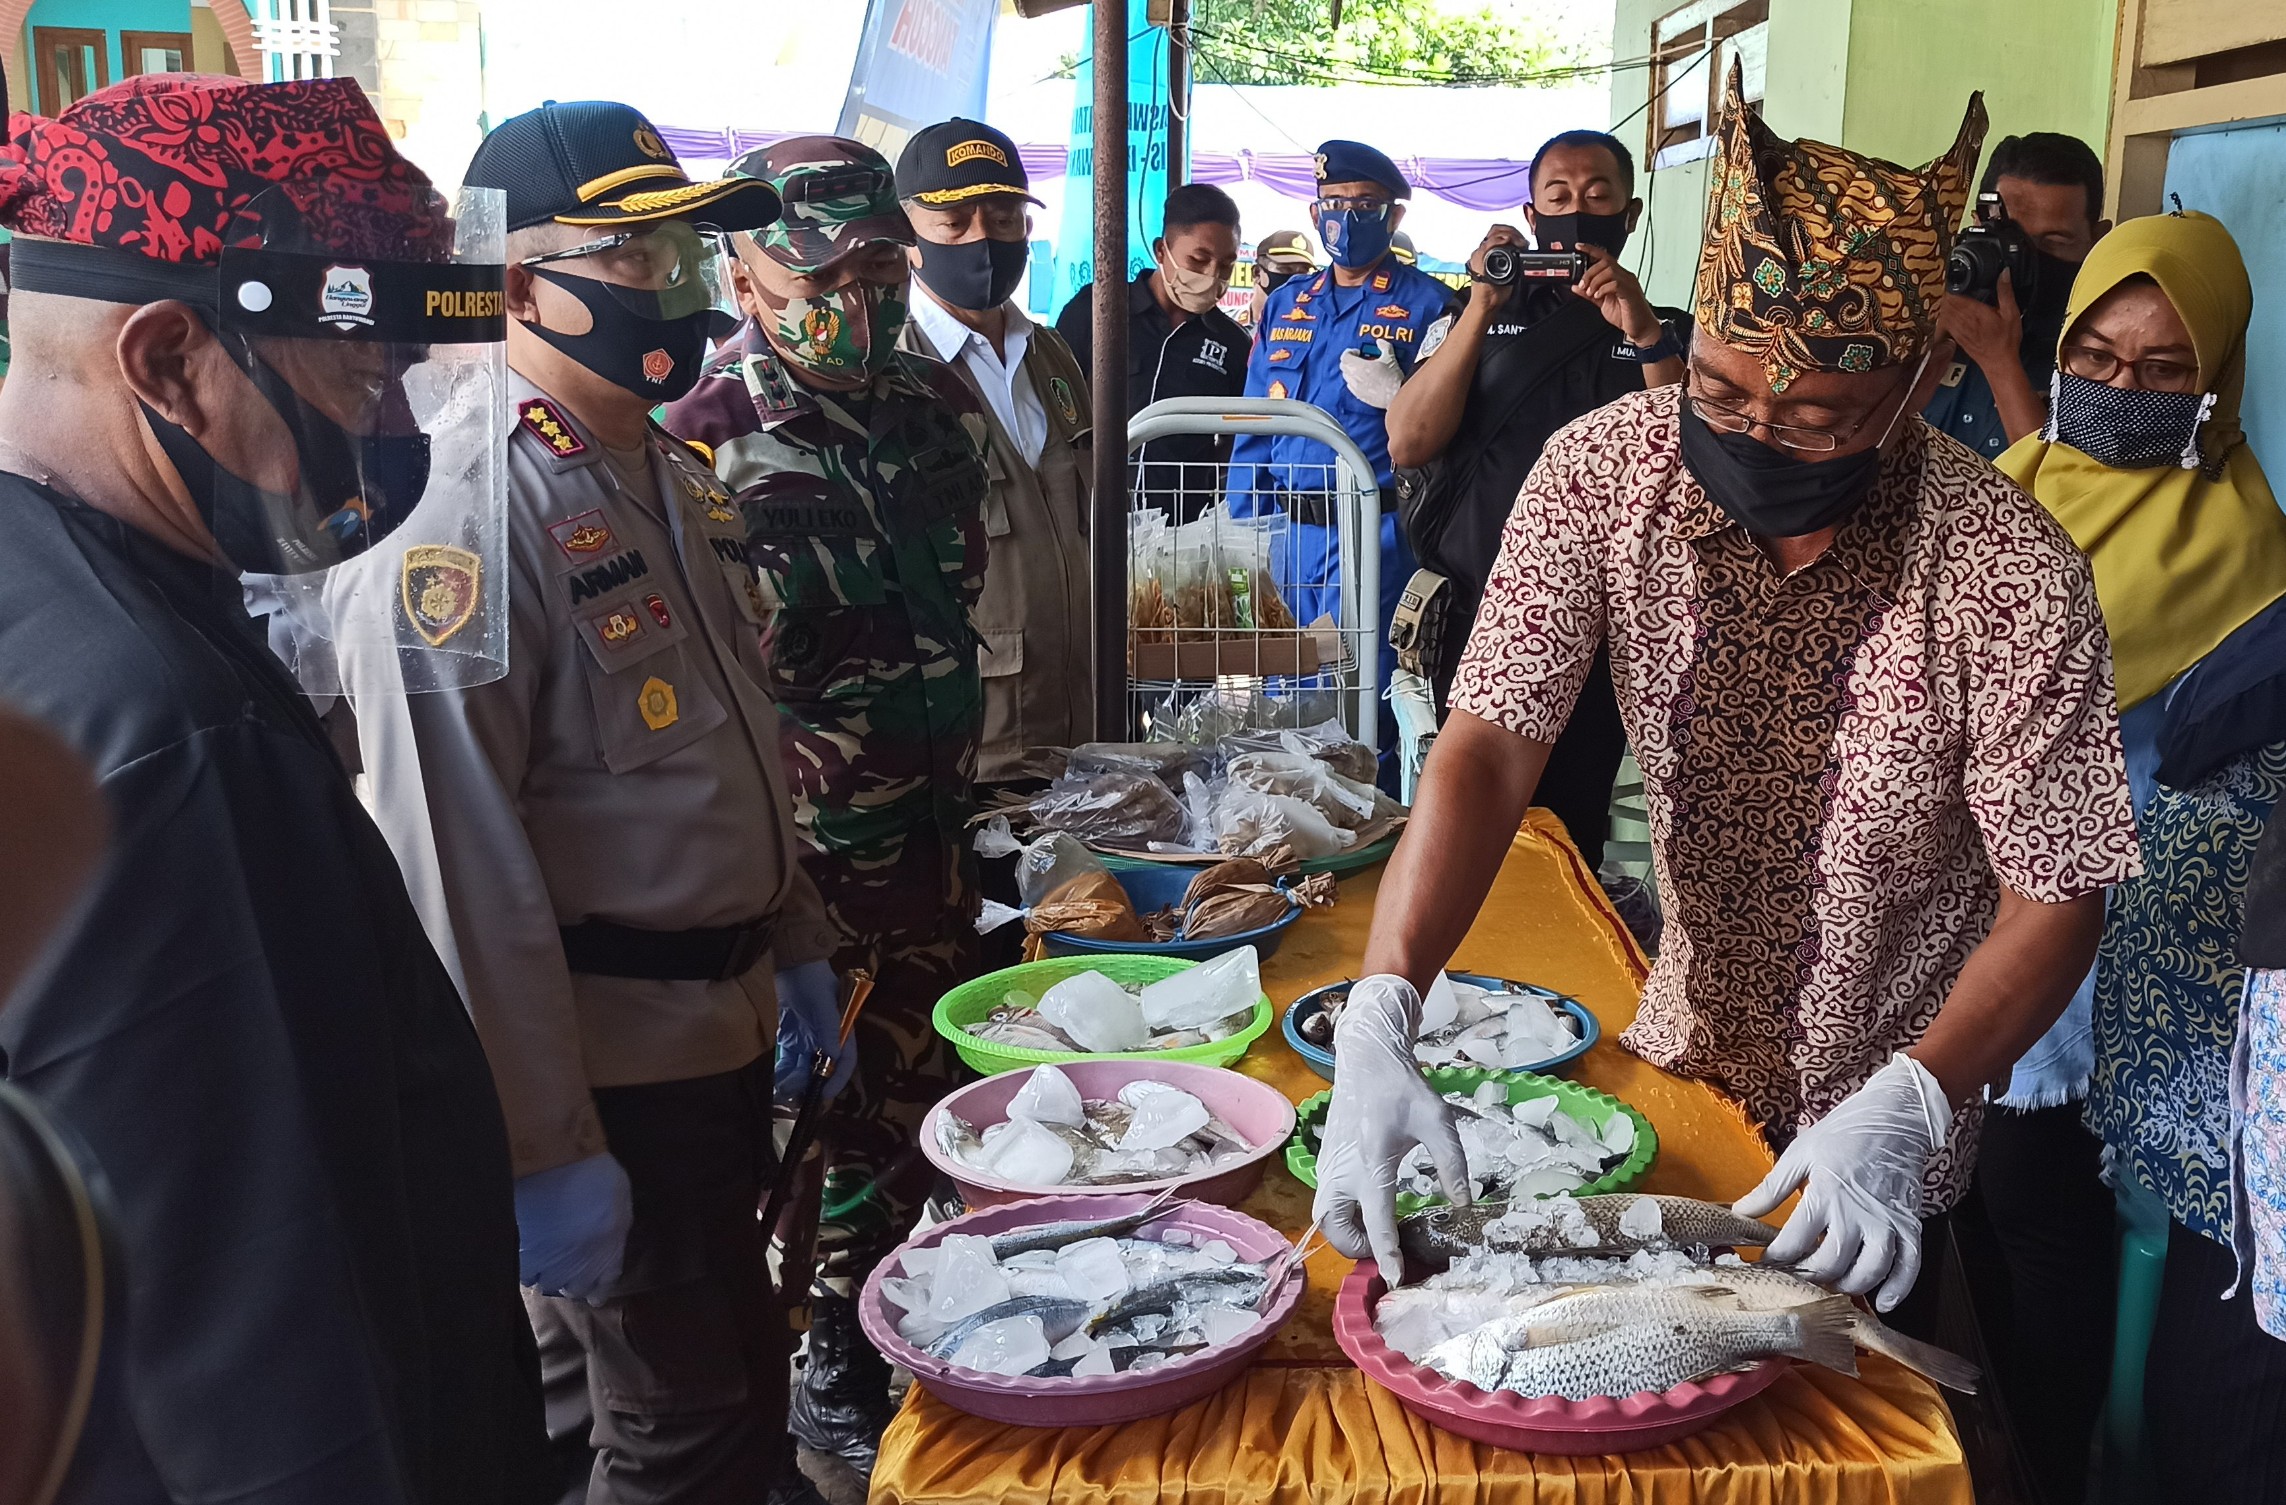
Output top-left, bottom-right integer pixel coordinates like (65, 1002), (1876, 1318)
(1612, 0), (2119, 308)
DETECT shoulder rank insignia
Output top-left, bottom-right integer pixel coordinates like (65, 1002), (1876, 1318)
(1372, 270), (1392, 291)
(547, 508), (615, 560)
(518, 398), (587, 459)
(401, 544), (482, 646)
(1047, 375), (1080, 428)
(683, 438), (717, 468)
(742, 351), (807, 418)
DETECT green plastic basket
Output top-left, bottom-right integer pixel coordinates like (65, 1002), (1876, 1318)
(932, 953), (1275, 1076)
(1284, 1064), (1657, 1215)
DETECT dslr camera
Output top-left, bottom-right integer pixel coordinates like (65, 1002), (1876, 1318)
(1479, 245), (1587, 287)
(1946, 191), (2041, 306)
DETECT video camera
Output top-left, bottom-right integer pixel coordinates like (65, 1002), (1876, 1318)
(1946, 192), (2042, 307)
(1479, 246), (1586, 288)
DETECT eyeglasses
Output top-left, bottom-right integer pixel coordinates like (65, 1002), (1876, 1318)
(1687, 383), (1905, 455)
(1312, 196), (1391, 217)
(2058, 343), (2201, 393)
(518, 222), (712, 292)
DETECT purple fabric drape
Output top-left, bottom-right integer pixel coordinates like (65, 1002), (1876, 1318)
(659, 125), (1533, 210)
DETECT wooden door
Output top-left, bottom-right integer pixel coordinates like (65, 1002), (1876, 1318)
(32, 28), (109, 114)
(121, 31), (195, 78)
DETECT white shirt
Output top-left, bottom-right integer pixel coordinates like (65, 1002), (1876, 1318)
(908, 282), (1049, 465)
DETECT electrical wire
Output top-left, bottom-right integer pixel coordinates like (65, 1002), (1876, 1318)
(1187, 23), (1654, 89)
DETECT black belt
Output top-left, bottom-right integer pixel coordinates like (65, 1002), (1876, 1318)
(559, 915), (779, 982)
(1273, 487), (1401, 528)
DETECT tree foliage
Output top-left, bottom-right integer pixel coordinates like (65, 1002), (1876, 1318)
(1189, 0), (1593, 87)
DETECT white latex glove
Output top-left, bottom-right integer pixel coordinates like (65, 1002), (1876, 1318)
(1338, 344), (1404, 409)
(1312, 974), (1471, 1286)
(1735, 1052), (1951, 1312)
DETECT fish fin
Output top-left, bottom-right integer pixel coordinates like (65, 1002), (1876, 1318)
(1855, 1319), (1982, 1393)
(1789, 1296), (1863, 1377)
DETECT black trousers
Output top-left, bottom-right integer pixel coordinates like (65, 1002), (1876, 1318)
(1954, 1105), (2118, 1505)
(529, 1058), (792, 1505)
(2144, 1218), (2286, 1504)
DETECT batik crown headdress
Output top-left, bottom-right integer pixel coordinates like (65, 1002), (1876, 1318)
(1693, 60), (1986, 392)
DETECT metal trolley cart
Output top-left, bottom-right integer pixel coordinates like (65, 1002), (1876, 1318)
(1120, 396), (1385, 750)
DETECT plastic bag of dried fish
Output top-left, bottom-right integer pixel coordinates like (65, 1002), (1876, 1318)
(1371, 1195), (1981, 1396)
(966, 949), (1265, 1055)
(1220, 719), (1378, 786)
(937, 1066), (1257, 1188)
(881, 1203), (1278, 1378)
(1224, 750), (1398, 833)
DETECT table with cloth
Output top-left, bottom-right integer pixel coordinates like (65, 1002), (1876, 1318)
(872, 812), (1972, 1504)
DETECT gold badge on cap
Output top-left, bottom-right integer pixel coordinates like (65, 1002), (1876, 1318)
(401, 544), (482, 647)
(638, 676), (679, 731)
(634, 123), (670, 161)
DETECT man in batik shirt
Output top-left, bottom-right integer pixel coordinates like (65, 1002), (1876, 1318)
(1321, 65), (2141, 1332)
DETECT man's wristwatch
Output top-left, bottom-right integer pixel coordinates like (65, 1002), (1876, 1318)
(1626, 328), (1682, 363)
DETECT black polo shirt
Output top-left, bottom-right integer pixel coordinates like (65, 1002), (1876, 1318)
(1056, 270), (1249, 517)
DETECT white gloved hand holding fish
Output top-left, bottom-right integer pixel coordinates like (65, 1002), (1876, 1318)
(1313, 974), (1471, 1286)
(1734, 1052), (1951, 1312)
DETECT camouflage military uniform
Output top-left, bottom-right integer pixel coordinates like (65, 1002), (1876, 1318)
(664, 321), (990, 1287)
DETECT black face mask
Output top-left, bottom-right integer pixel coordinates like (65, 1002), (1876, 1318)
(1679, 401), (1886, 539)
(143, 337), (433, 575)
(524, 267), (711, 402)
(1529, 210), (1630, 257)
(2047, 371), (2215, 471)
(913, 237), (1028, 311)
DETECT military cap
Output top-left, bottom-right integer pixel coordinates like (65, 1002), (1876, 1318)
(895, 118), (1043, 208)
(729, 136), (913, 272)
(1314, 139), (1410, 199)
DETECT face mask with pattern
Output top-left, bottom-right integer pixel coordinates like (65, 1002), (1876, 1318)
(756, 273), (908, 382)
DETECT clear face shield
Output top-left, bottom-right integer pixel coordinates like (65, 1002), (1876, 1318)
(216, 186), (512, 694)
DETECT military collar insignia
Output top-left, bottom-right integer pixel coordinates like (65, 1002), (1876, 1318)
(741, 346), (818, 423)
(517, 397), (589, 461)
(1371, 270), (1392, 292)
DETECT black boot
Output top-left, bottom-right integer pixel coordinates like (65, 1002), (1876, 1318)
(789, 1291), (895, 1480)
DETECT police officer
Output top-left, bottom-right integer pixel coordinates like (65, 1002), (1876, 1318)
(659, 135), (992, 1481)
(349, 102), (844, 1504)
(1246, 228), (1317, 330)
(1055, 181), (1250, 518)
(895, 118), (1094, 786)
(1384, 129), (1686, 876)
(1228, 139), (1457, 779)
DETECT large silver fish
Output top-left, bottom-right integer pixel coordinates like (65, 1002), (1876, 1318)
(923, 1295), (1092, 1361)
(1423, 1290), (1859, 1401)
(1091, 1265), (1269, 1331)
(1399, 1194), (1779, 1268)
(985, 1198), (1184, 1259)
(1641, 1262), (1981, 1392)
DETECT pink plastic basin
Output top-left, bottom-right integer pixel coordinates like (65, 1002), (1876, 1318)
(922, 1059), (1296, 1210)
(858, 1191), (1305, 1427)
(1334, 1266), (1786, 1454)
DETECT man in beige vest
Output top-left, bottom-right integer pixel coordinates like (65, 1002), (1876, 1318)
(894, 118), (1095, 785)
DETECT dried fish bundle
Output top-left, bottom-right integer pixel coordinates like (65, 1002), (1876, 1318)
(1028, 869), (1148, 943)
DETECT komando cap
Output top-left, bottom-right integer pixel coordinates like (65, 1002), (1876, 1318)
(894, 118), (1044, 208)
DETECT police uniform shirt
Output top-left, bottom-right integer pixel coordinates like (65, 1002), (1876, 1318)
(352, 373), (837, 1178)
(1056, 271), (1247, 512)
(1412, 283), (1693, 608)
(0, 470), (545, 1500)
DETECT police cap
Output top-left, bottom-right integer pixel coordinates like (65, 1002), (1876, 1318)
(1314, 139), (1410, 199)
(467, 100), (782, 232)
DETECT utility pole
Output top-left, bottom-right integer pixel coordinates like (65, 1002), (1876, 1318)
(1089, 0), (1130, 737)
(1167, 0), (1189, 186)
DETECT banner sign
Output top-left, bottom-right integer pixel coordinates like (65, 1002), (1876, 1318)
(1049, 0), (1178, 316)
(837, 0), (999, 161)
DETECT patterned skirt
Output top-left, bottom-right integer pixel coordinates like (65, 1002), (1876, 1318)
(2085, 743), (2286, 1245)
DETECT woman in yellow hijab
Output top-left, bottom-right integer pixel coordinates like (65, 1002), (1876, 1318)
(2002, 210), (2286, 1502)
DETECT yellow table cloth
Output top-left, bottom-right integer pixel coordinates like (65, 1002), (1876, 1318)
(872, 813), (1971, 1504)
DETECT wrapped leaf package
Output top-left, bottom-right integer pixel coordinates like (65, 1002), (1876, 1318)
(1029, 869), (1148, 942)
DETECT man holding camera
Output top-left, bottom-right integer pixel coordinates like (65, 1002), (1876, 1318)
(1384, 130), (1685, 875)
(1923, 133), (2109, 458)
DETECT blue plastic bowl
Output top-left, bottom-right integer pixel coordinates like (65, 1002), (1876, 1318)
(1280, 972), (1601, 1081)
(1041, 862), (1303, 961)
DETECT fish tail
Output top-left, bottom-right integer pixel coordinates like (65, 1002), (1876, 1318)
(1788, 1296), (1862, 1378)
(1853, 1318), (1982, 1393)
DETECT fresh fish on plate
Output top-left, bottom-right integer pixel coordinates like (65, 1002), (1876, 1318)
(1418, 1287), (1859, 1400)
(1301, 972), (1584, 1068)
(1637, 1260), (1981, 1392)
(1399, 1193), (1778, 1269)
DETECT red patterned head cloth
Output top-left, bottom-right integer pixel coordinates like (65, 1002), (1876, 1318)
(0, 72), (448, 267)
(1692, 60), (1986, 393)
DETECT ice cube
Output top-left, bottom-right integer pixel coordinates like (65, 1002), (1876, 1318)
(1457, 1027), (1510, 1069)
(1198, 1239), (1239, 1266)
(926, 1235), (1011, 1323)
(879, 1274), (928, 1316)
(1515, 1166), (1588, 1198)
(1130, 1351), (1171, 1371)
(1073, 1344), (1117, 1377)
(1618, 1195), (1663, 1240)
(1003, 1250), (1062, 1272)
(977, 1118), (1075, 1185)
(1056, 1237), (1133, 1302)
(1137, 946), (1261, 1032)
(1007, 1065), (1087, 1127)
(1600, 1112), (1637, 1157)
(899, 1246), (942, 1279)
(1159, 1228), (1195, 1248)
(1510, 1095), (1560, 1129)
(1130, 1313), (1168, 1343)
(1038, 970), (1149, 1052)
(1118, 1086), (1211, 1151)
(1198, 1305), (1260, 1346)
(947, 1314), (1050, 1376)
(1420, 972), (1462, 1034)
(1048, 1329), (1101, 1362)
(1470, 1081), (1507, 1114)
